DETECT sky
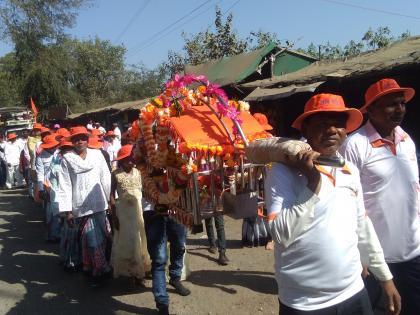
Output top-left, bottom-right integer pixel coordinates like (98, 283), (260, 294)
(2, 0), (420, 69)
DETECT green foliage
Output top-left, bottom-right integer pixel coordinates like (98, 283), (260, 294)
(121, 63), (166, 100)
(183, 6), (248, 64)
(163, 6), (281, 78)
(303, 26), (407, 60)
(247, 30), (281, 50)
(67, 38), (126, 105)
(0, 0), (91, 110)
(0, 52), (20, 106)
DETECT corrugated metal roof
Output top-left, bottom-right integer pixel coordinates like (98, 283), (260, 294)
(240, 36), (420, 89)
(244, 81), (325, 101)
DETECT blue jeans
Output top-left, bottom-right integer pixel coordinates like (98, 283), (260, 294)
(144, 212), (187, 308)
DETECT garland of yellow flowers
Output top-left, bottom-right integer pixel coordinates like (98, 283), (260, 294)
(136, 74), (271, 227)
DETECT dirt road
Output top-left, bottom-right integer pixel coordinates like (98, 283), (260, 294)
(0, 188), (278, 315)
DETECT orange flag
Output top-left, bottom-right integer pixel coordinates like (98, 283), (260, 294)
(30, 97), (38, 121)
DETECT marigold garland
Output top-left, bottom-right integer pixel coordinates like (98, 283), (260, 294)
(135, 74), (272, 226)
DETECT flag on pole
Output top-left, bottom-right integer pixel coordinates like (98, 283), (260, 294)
(30, 97), (38, 122)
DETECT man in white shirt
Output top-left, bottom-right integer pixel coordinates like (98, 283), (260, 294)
(112, 122), (122, 141)
(341, 78), (420, 315)
(58, 126), (112, 287)
(95, 122), (106, 135)
(265, 93), (400, 315)
(105, 130), (121, 170)
(4, 133), (24, 188)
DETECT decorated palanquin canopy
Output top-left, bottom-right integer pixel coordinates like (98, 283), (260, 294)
(169, 106), (267, 147)
(135, 74), (271, 229)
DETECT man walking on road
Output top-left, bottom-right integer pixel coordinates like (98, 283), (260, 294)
(58, 126), (112, 287)
(341, 78), (420, 315)
(4, 133), (24, 189)
(265, 93), (400, 315)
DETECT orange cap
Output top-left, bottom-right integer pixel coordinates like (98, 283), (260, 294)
(33, 123), (43, 130)
(40, 127), (50, 134)
(253, 113), (273, 131)
(114, 144), (133, 161)
(56, 128), (70, 138)
(69, 126), (89, 139)
(40, 134), (60, 149)
(90, 129), (102, 137)
(59, 139), (73, 148)
(88, 136), (103, 149)
(360, 78), (415, 113)
(7, 133), (17, 140)
(292, 93), (363, 132)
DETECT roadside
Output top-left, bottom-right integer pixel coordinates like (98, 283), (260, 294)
(0, 188), (278, 315)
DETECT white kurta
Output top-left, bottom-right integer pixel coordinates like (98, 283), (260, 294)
(57, 148), (111, 218)
(4, 141), (22, 165)
(106, 140), (121, 169)
(113, 127), (122, 141)
(35, 149), (56, 191)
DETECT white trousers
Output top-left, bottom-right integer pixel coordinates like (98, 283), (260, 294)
(6, 164), (24, 188)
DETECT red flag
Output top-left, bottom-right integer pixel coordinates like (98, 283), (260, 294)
(30, 97), (38, 121)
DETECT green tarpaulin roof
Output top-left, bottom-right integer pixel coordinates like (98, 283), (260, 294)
(240, 36), (420, 89)
(184, 42), (278, 87)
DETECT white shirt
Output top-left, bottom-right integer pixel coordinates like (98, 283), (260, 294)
(106, 140), (121, 168)
(98, 126), (106, 134)
(17, 138), (27, 148)
(31, 141), (42, 170)
(113, 126), (122, 141)
(4, 141), (22, 165)
(57, 148), (111, 218)
(265, 161), (392, 311)
(35, 149), (55, 191)
(341, 121), (420, 262)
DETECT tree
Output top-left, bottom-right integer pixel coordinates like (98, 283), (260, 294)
(163, 7), (282, 77)
(66, 38), (126, 107)
(122, 63), (166, 100)
(362, 26), (393, 50)
(22, 43), (77, 109)
(302, 26), (408, 60)
(0, 0), (90, 106)
(0, 52), (20, 106)
(343, 40), (364, 57)
(247, 30), (281, 50)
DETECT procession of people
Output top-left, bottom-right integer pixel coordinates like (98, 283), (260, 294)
(0, 77), (419, 315)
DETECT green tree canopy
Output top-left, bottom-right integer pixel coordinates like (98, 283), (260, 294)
(163, 7), (281, 78)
